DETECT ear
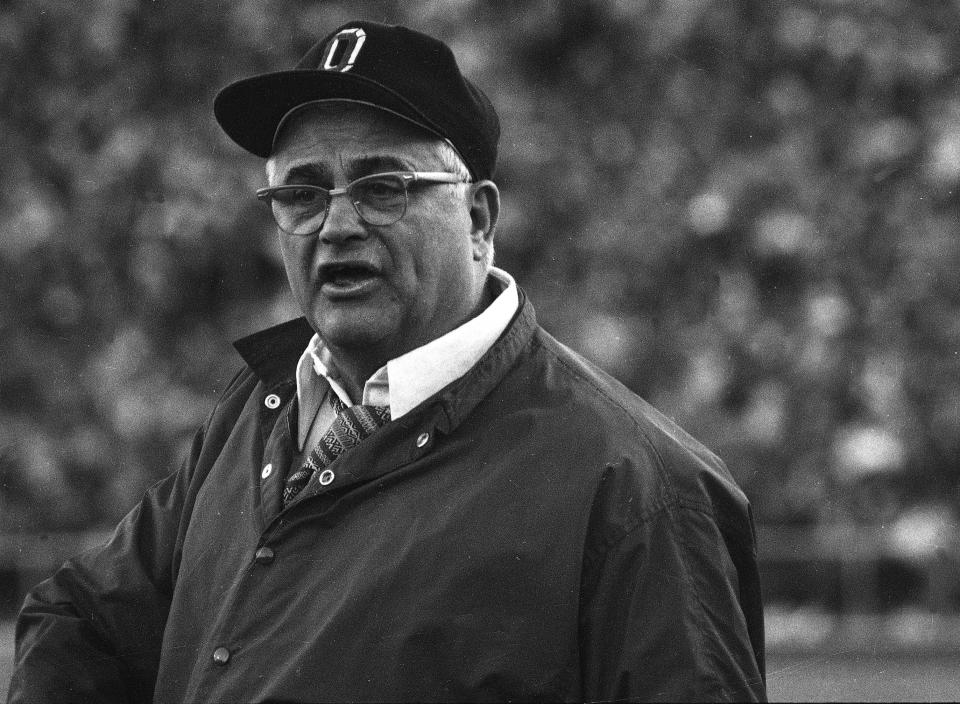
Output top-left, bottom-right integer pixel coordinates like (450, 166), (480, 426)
(468, 180), (500, 263)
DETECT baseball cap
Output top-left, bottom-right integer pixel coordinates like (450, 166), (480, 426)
(213, 21), (500, 180)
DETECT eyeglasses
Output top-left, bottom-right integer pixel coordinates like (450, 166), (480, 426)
(256, 171), (469, 236)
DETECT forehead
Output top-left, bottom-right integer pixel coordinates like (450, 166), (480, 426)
(268, 102), (444, 181)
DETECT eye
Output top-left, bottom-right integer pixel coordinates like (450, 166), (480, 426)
(356, 177), (405, 202)
(274, 187), (324, 207)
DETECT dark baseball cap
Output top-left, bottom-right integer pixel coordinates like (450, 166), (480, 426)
(214, 20), (500, 180)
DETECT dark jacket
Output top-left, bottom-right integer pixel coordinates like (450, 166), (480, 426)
(9, 294), (766, 703)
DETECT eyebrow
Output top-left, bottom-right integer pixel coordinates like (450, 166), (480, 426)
(282, 163), (331, 185)
(279, 154), (420, 186)
(346, 155), (417, 180)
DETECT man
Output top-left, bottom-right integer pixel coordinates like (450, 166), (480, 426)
(9, 21), (766, 703)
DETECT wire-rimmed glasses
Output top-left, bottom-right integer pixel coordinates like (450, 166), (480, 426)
(256, 171), (468, 236)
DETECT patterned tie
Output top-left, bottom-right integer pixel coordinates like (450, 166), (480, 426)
(283, 394), (391, 507)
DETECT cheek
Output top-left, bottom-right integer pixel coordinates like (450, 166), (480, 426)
(406, 239), (457, 289)
(422, 242), (476, 305)
(389, 210), (473, 290)
(279, 238), (314, 287)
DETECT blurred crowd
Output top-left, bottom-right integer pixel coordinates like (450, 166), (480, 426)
(1, 0), (959, 597)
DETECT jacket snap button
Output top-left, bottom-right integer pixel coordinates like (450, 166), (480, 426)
(318, 469), (335, 486)
(255, 547), (275, 565)
(264, 394), (281, 410)
(261, 463), (273, 479)
(212, 646), (230, 665)
(416, 432), (430, 448)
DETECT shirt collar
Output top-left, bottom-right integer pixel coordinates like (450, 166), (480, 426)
(296, 267), (519, 420)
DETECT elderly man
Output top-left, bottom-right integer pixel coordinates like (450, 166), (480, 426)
(9, 21), (766, 703)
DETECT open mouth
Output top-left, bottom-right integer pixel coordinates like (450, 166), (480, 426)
(318, 262), (380, 292)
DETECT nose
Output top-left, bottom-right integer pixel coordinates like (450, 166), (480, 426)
(318, 193), (367, 244)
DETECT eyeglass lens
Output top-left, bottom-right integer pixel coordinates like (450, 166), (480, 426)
(270, 175), (409, 235)
(352, 175), (407, 225)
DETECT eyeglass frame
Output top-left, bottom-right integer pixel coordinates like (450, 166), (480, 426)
(255, 170), (470, 236)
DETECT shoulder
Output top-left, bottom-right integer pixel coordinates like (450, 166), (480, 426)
(518, 327), (751, 536)
(208, 364), (261, 425)
(523, 326), (721, 476)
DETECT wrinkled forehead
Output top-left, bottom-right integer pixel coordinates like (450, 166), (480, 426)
(267, 101), (446, 181)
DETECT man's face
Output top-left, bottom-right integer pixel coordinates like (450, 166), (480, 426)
(267, 103), (492, 367)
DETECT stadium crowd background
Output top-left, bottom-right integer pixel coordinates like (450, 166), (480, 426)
(1, 0), (959, 626)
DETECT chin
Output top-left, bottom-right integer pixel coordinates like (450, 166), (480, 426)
(312, 310), (397, 353)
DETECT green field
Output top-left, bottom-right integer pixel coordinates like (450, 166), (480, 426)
(2, 620), (959, 702)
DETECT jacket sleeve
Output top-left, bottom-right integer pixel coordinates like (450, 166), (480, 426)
(5, 422), (209, 704)
(578, 462), (767, 703)
(7, 366), (255, 704)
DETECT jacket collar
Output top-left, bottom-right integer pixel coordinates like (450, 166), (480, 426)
(231, 289), (538, 434)
(431, 287), (537, 435)
(233, 316), (315, 388)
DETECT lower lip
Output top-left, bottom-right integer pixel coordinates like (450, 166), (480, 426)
(320, 275), (380, 298)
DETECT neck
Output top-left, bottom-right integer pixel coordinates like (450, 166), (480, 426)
(329, 352), (381, 403)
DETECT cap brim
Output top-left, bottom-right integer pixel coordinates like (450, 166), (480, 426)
(214, 70), (442, 158)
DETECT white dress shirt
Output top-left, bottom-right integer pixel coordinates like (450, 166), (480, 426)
(294, 267), (519, 456)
